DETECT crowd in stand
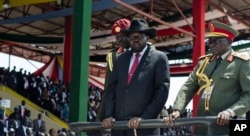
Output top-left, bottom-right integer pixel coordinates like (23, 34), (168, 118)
(0, 99), (75, 136)
(0, 66), (70, 122)
(0, 67), (74, 135)
(0, 66), (105, 135)
(87, 86), (102, 122)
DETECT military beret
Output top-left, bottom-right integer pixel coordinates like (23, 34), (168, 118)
(111, 18), (131, 35)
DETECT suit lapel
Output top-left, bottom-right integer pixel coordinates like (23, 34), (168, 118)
(212, 52), (234, 76)
(128, 46), (151, 85)
(212, 59), (225, 76)
(204, 55), (220, 78)
(209, 52), (234, 77)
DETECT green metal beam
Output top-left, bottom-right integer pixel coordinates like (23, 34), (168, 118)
(70, 0), (92, 136)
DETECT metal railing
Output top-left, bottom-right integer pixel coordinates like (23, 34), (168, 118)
(69, 116), (236, 135)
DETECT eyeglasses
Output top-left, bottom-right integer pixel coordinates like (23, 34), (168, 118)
(129, 34), (145, 41)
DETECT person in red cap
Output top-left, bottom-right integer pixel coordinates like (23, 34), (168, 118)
(97, 18), (131, 121)
(163, 21), (250, 135)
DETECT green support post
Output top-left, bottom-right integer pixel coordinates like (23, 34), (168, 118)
(70, 0), (92, 136)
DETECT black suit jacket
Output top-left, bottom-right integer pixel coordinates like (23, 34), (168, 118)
(17, 106), (28, 118)
(16, 126), (26, 136)
(33, 119), (45, 133)
(105, 45), (170, 135)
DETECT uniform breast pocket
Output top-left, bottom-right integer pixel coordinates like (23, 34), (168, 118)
(220, 73), (236, 79)
(219, 73), (237, 86)
(216, 73), (237, 93)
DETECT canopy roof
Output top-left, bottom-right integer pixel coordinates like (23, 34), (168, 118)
(0, 0), (249, 64)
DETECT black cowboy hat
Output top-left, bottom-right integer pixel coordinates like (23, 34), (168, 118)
(121, 18), (157, 38)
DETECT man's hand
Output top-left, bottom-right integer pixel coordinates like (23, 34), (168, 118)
(163, 110), (180, 127)
(128, 117), (143, 129)
(102, 117), (116, 129)
(217, 111), (231, 125)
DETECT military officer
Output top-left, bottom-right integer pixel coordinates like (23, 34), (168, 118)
(163, 21), (250, 135)
(97, 18), (131, 121)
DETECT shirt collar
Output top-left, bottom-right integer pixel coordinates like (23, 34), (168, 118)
(220, 50), (231, 60)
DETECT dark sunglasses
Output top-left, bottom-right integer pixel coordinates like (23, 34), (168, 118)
(208, 37), (229, 45)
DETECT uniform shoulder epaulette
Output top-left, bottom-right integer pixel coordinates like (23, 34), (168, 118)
(232, 52), (250, 61)
(199, 54), (212, 60)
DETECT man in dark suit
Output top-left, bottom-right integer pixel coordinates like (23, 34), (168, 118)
(8, 113), (21, 133)
(17, 100), (28, 119)
(33, 113), (45, 134)
(102, 18), (170, 136)
(16, 118), (29, 136)
(163, 21), (250, 135)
